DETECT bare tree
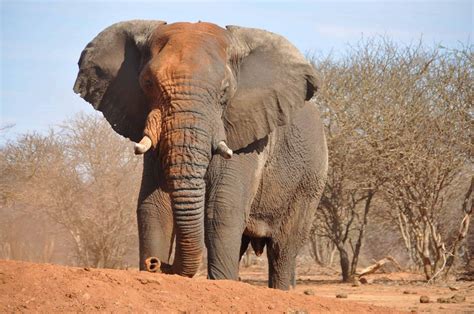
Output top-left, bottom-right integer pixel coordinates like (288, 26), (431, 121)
(308, 230), (337, 267)
(377, 45), (472, 281)
(0, 113), (142, 268)
(311, 39), (472, 282)
(310, 40), (390, 282)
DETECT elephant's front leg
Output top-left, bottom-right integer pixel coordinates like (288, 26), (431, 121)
(137, 153), (174, 272)
(205, 146), (266, 280)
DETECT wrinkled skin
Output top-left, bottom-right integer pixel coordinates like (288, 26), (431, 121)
(74, 20), (327, 290)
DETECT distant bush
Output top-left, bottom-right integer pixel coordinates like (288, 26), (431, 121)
(0, 113), (142, 268)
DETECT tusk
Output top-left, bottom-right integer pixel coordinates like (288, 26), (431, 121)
(216, 141), (233, 159)
(134, 135), (152, 155)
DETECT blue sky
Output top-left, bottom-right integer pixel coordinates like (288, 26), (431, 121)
(1, 0), (472, 144)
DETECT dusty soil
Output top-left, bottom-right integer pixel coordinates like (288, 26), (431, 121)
(0, 260), (397, 313)
(241, 264), (474, 313)
(1, 259), (472, 313)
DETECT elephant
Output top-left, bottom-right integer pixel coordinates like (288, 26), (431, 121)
(73, 20), (327, 290)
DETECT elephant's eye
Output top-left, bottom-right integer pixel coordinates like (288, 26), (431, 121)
(94, 66), (106, 78)
(139, 69), (155, 93)
(141, 78), (154, 92)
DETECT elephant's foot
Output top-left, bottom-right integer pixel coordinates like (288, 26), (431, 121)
(144, 257), (161, 272)
(160, 262), (173, 274)
(144, 257), (173, 274)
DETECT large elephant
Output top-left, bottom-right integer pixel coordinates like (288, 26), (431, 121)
(73, 20), (327, 290)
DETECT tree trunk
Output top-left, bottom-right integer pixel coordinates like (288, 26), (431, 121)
(328, 245), (337, 267)
(444, 177), (473, 278)
(350, 191), (374, 276)
(338, 245), (351, 282)
(421, 222), (433, 280)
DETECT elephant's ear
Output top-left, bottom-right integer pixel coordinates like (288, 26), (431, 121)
(223, 26), (319, 151)
(73, 20), (166, 142)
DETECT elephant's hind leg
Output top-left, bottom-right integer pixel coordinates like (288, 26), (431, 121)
(266, 237), (297, 290)
(267, 196), (318, 289)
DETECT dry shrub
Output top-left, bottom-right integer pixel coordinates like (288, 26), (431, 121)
(310, 38), (472, 281)
(0, 113), (142, 268)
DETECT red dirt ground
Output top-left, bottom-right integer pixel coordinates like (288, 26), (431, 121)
(241, 263), (474, 313)
(0, 259), (399, 313)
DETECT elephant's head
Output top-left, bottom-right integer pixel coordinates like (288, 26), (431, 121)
(73, 20), (318, 277)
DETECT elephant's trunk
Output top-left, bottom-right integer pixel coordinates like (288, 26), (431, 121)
(169, 183), (206, 276)
(161, 106), (212, 277)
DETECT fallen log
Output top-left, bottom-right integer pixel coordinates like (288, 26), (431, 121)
(356, 256), (403, 277)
